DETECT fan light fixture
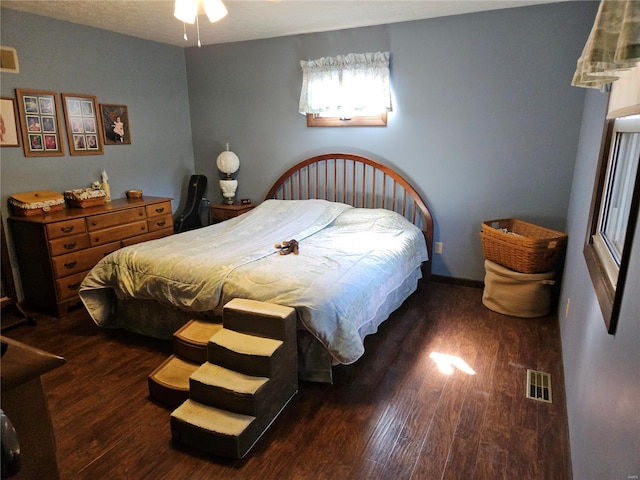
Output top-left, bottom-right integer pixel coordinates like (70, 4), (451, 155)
(174, 0), (227, 47)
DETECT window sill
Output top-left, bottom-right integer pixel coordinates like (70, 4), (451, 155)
(306, 112), (387, 127)
(583, 242), (616, 329)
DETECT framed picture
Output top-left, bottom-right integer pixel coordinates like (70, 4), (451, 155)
(62, 93), (104, 155)
(100, 104), (131, 145)
(15, 89), (64, 156)
(0, 97), (20, 147)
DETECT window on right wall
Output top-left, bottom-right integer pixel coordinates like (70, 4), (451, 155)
(584, 113), (640, 334)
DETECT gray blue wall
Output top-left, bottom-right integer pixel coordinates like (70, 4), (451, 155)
(185, 2), (596, 281)
(560, 89), (640, 479)
(0, 8), (194, 217)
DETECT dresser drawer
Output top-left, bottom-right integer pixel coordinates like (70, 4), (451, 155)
(55, 271), (88, 300)
(147, 213), (173, 232)
(49, 233), (90, 256)
(89, 220), (148, 246)
(87, 207), (146, 231)
(46, 218), (87, 240)
(121, 228), (173, 247)
(51, 242), (120, 278)
(146, 202), (172, 218)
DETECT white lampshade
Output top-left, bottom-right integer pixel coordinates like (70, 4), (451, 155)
(203, 0), (228, 23)
(174, 0), (227, 24)
(174, 0), (198, 24)
(216, 143), (240, 176)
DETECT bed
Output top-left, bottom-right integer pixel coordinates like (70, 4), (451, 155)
(80, 153), (434, 383)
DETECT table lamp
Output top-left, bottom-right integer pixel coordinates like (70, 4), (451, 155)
(216, 143), (240, 205)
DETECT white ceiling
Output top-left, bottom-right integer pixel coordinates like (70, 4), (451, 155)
(2, 0), (566, 48)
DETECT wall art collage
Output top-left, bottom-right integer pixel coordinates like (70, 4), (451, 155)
(1, 88), (131, 157)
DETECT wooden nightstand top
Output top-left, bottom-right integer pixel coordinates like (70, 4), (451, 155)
(210, 203), (254, 211)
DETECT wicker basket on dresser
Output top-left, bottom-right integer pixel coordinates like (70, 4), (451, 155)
(8, 196), (173, 317)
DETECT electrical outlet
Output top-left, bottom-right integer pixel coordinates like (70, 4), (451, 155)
(435, 242), (443, 254)
(565, 298), (571, 318)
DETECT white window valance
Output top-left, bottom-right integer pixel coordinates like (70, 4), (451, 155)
(572, 0), (640, 89)
(299, 51), (392, 115)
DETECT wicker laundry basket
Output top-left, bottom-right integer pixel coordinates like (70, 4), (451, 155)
(480, 218), (567, 274)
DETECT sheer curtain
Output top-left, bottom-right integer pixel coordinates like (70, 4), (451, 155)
(299, 52), (392, 115)
(572, 0), (640, 88)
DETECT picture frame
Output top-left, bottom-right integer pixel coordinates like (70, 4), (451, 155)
(15, 89), (64, 156)
(62, 93), (104, 155)
(0, 97), (20, 147)
(100, 104), (131, 145)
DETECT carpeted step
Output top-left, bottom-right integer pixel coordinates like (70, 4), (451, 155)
(173, 319), (222, 364)
(207, 328), (284, 377)
(171, 399), (258, 459)
(223, 298), (298, 341)
(171, 393), (298, 459)
(148, 355), (200, 408)
(189, 362), (275, 416)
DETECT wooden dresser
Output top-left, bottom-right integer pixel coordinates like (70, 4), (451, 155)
(8, 196), (173, 317)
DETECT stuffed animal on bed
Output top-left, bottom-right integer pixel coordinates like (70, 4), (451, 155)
(275, 239), (299, 255)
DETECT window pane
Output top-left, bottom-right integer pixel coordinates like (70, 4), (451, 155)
(600, 131), (640, 264)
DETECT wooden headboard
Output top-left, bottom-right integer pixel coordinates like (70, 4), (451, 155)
(265, 153), (434, 278)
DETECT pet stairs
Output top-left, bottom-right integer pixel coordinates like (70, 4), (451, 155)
(150, 298), (298, 459)
(148, 319), (222, 408)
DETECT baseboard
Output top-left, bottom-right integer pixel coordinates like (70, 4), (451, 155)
(431, 274), (483, 289)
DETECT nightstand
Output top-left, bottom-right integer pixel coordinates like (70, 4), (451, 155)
(209, 203), (255, 223)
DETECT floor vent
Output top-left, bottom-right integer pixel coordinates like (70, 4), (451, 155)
(526, 369), (552, 403)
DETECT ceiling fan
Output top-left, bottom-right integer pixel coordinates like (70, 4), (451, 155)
(174, 0), (228, 47)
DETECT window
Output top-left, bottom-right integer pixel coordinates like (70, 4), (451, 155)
(299, 52), (391, 127)
(584, 114), (640, 334)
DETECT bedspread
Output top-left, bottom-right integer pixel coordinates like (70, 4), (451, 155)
(80, 199), (428, 365)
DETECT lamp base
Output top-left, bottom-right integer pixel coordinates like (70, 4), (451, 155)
(219, 179), (238, 206)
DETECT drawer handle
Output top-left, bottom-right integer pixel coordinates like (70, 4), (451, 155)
(155, 207), (165, 213)
(64, 261), (77, 269)
(68, 282), (81, 290)
(64, 242), (77, 250)
(91, 221), (98, 226)
(156, 221), (166, 227)
(61, 226), (74, 233)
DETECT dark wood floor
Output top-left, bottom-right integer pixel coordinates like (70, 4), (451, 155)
(1, 280), (571, 479)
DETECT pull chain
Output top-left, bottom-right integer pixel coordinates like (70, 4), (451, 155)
(196, 15), (202, 47)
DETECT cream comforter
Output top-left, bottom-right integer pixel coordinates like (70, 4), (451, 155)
(80, 199), (428, 365)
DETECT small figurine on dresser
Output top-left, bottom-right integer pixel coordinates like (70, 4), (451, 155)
(101, 170), (111, 202)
